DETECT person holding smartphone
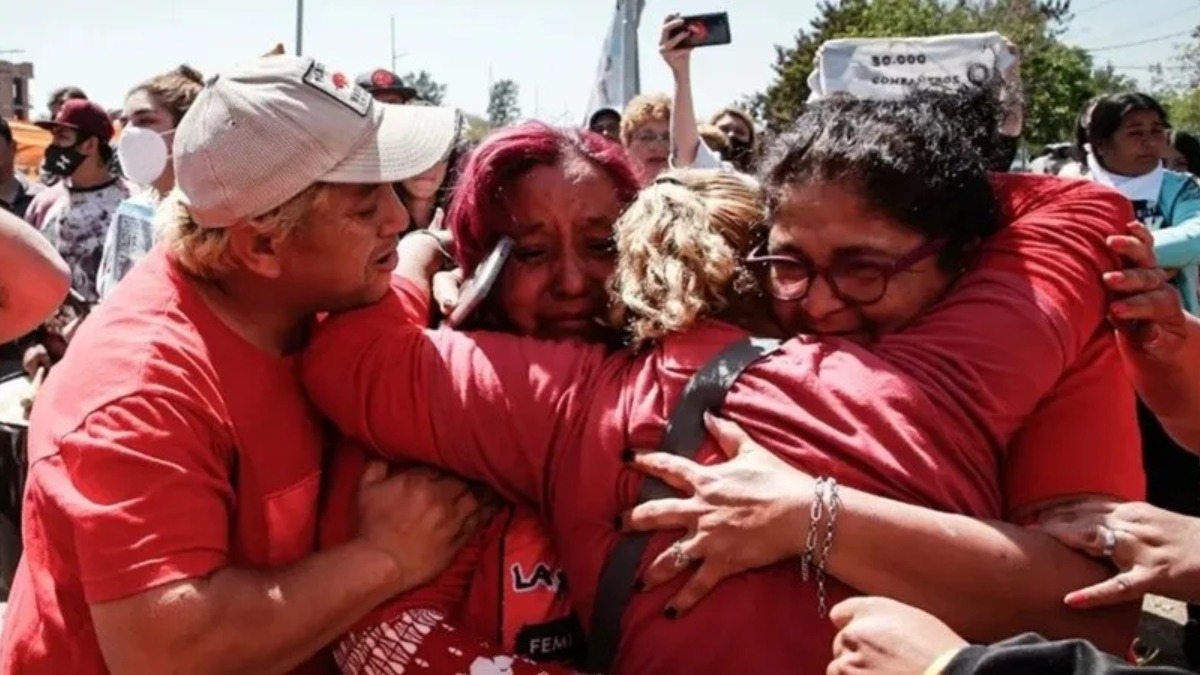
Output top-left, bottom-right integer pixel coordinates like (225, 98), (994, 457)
(658, 13), (746, 173)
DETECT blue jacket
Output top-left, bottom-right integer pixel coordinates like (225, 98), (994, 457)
(1147, 170), (1200, 314)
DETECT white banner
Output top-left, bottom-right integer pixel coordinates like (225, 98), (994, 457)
(583, 0), (646, 122)
(807, 32), (1016, 102)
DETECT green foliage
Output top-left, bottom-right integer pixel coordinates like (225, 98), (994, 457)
(487, 79), (522, 128)
(1150, 27), (1200, 132)
(401, 71), (447, 106)
(749, 0), (1135, 148)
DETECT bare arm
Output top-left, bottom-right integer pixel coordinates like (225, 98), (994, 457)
(1104, 222), (1200, 453)
(1123, 313), (1200, 452)
(660, 15), (701, 168)
(628, 416), (1137, 655)
(0, 207), (69, 341)
(825, 489), (1139, 654)
(90, 461), (484, 675)
(92, 540), (404, 675)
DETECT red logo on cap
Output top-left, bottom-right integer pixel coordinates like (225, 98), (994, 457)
(371, 70), (396, 88)
(332, 72), (349, 89)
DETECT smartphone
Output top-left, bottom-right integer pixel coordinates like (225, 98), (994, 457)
(669, 12), (731, 49)
(446, 237), (513, 329)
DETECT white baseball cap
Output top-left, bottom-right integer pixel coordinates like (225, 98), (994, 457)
(174, 55), (461, 228)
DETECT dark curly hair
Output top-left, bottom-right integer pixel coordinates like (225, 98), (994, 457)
(759, 85), (1004, 271)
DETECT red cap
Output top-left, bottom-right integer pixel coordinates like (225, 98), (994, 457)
(36, 99), (114, 143)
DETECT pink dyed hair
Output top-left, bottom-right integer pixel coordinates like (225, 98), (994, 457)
(446, 121), (640, 275)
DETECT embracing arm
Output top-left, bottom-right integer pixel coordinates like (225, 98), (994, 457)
(0, 207), (69, 341)
(823, 490), (1138, 654)
(1125, 313), (1200, 452)
(93, 540), (410, 675)
(62, 395), (482, 675)
(302, 281), (608, 504)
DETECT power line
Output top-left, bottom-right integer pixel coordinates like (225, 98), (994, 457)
(1086, 29), (1195, 52)
(1085, 6), (1200, 44)
(1074, 0), (1125, 17)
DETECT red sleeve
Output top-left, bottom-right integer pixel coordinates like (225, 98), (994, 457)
(393, 275), (432, 325)
(1003, 333), (1145, 517)
(301, 283), (609, 507)
(876, 175), (1133, 448)
(42, 394), (232, 603)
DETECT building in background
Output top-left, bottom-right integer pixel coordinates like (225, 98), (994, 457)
(0, 61), (34, 121)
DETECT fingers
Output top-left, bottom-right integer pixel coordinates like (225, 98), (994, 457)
(629, 451), (702, 494)
(659, 16), (689, 52)
(621, 496), (700, 533)
(1110, 287), (1183, 323)
(1038, 518), (1109, 557)
(640, 533), (703, 591)
(1064, 569), (1153, 609)
(432, 270), (463, 315)
(703, 413), (754, 459)
(1103, 267), (1167, 295)
(666, 560), (727, 616)
(828, 596), (870, 629)
(1107, 230), (1157, 269)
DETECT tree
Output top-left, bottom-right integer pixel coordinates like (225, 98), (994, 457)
(1149, 26), (1200, 132)
(487, 79), (521, 128)
(401, 70), (447, 105)
(747, 0), (1127, 148)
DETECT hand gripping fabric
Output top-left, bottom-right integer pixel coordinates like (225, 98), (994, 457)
(579, 337), (783, 673)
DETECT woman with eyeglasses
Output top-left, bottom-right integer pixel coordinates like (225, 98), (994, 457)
(621, 93), (674, 185)
(304, 86), (1141, 674)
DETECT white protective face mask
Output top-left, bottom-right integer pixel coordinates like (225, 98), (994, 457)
(117, 126), (174, 185)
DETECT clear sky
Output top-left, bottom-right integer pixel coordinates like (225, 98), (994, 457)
(2, 0), (1197, 124)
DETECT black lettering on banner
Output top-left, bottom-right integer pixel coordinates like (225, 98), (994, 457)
(510, 562), (565, 593)
(871, 53), (928, 67)
(515, 614), (587, 663)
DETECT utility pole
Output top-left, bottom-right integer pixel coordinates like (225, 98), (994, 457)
(295, 0), (304, 56)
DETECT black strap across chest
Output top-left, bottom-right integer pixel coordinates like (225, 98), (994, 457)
(579, 337), (782, 673)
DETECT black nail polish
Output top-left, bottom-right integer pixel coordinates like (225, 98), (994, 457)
(633, 579), (645, 592)
(621, 449), (634, 463)
(664, 606), (678, 620)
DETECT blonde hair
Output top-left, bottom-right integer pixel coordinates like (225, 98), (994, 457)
(620, 92), (672, 146)
(158, 183), (331, 280)
(697, 124), (730, 157)
(609, 170), (766, 345)
(128, 65), (205, 125)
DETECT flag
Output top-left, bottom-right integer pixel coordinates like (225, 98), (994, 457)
(583, 0), (645, 124)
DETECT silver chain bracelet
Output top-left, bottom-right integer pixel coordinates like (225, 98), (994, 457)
(800, 477), (828, 582)
(814, 478), (840, 618)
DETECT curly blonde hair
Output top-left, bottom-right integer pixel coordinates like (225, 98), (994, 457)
(158, 183), (332, 280)
(609, 170), (766, 345)
(620, 92), (672, 146)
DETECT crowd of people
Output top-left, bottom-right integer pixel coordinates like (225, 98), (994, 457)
(0, 13), (1198, 675)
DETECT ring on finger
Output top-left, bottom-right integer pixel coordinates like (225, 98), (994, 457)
(670, 539), (694, 568)
(1098, 525), (1118, 558)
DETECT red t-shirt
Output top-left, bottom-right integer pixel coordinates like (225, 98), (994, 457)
(1, 247), (328, 675)
(303, 175), (1142, 674)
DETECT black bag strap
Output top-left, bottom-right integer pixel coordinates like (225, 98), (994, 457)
(580, 337), (782, 672)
